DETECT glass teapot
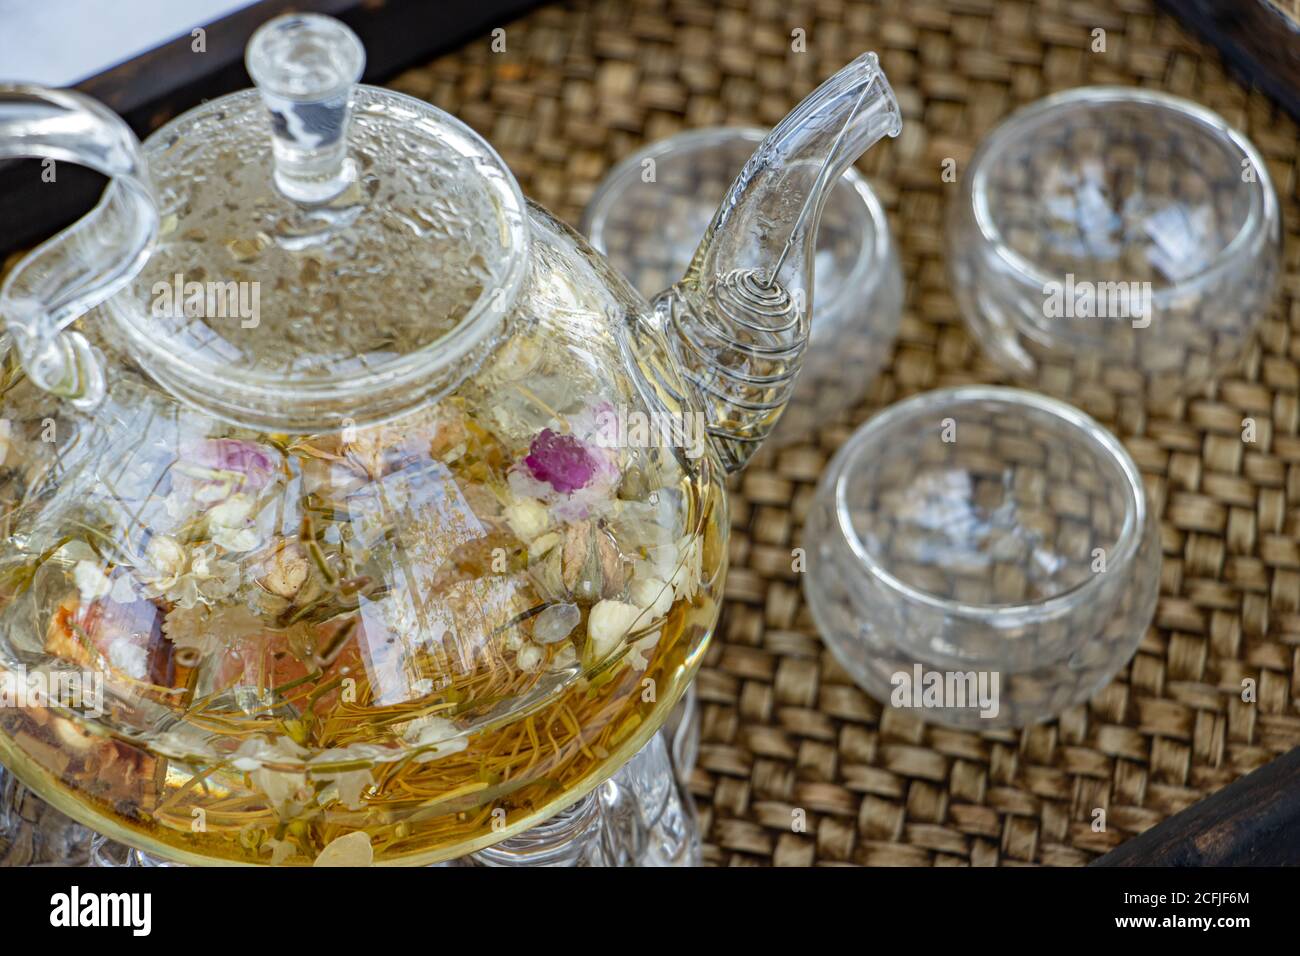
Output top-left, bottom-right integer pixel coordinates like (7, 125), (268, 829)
(0, 15), (899, 865)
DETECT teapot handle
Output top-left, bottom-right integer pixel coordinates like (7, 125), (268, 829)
(0, 86), (158, 406)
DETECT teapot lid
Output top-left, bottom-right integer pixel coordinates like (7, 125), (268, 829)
(115, 14), (530, 431)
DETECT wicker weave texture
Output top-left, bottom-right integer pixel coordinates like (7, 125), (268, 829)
(389, 0), (1300, 866)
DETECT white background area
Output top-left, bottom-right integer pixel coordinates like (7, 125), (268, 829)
(0, 0), (261, 85)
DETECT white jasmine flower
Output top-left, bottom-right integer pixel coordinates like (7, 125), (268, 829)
(73, 560), (112, 603)
(401, 716), (468, 764)
(207, 494), (255, 527)
(106, 637), (148, 680)
(587, 599), (646, 662)
(516, 642), (545, 672)
(504, 497), (552, 542)
(207, 494), (263, 553)
(163, 602), (264, 655)
(145, 535), (187, 581)
(260, 542), (308, 598)
(144, 542), (241, 609)
(629, 576), (673, 619)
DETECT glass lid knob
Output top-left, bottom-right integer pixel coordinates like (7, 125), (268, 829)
(246, 13), (366, 204)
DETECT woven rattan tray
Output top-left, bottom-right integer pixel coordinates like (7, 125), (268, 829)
(4, 0), (1298, 867)
(384, 0), (1300, 866)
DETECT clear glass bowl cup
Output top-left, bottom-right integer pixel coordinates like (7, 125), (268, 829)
(581, 127), (903, 446)
(947, 88), (1282, 413)
(803, 386), (1161, 729)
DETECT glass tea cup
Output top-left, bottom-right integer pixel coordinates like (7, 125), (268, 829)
(947, 88), (1281, 415)
(803, 386), (1160, 729)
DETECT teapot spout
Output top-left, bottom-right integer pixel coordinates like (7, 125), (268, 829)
(653, 53), (899, 472)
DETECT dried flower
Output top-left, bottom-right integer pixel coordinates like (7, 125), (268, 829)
(400, 716), (469, 764)
(504, 497), (552, 542)
(629, 576), (673, 619)
(104, 637), (148, 680)
(163, 602), (265, 656)
(259, 541), (308, 599)
(141, 542), (242, 609)
(508, 401), (622, 520)
(516, 642), (545, 672)
(586, 599), (647, 663)
(524, 429), (596, 493)
(145, 535), (186, 579)
(185, 438), (277, 493)
(202, 493), (266, 553)
(207, 494), (255, 527)
(73, 560), (112, 603)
